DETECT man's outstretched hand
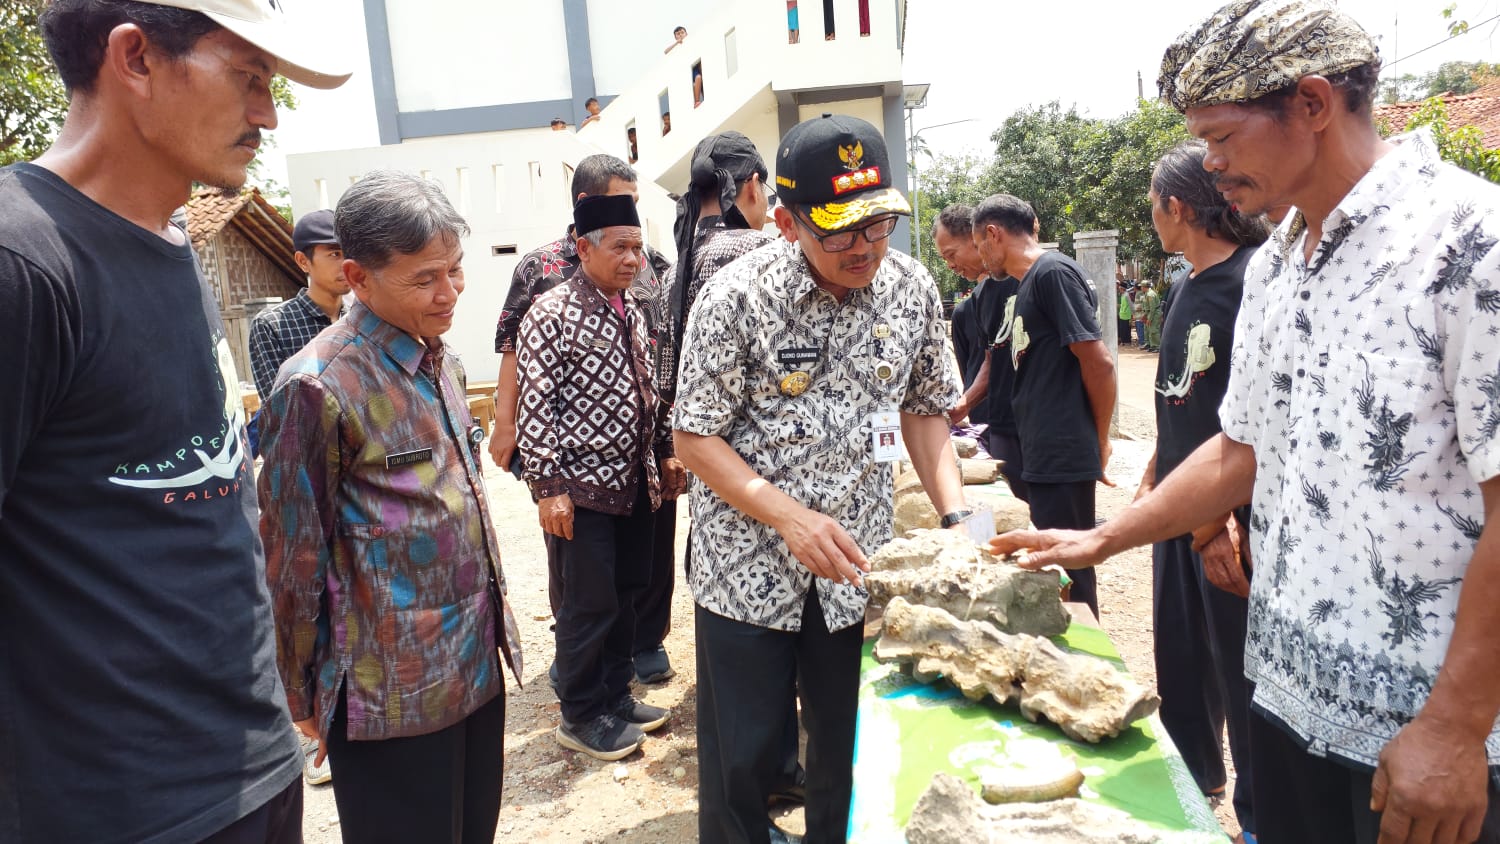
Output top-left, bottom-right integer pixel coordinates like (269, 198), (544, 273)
(989, 528), (1109, 571)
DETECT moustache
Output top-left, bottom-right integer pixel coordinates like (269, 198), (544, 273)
(1214, 174), (1251, 192)
(237, 131), (263, 150)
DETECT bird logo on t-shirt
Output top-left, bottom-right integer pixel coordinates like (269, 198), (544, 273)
(1157, 321), (1216, 400)
(992, 296), (1016, 348)
(1010, 315), (1031, 369)
(108, 338), (247, 491)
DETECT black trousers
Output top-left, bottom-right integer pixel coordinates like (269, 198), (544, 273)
(1249, 711), (1500, 843)
(545, 484), (655, 723)
(986, 430), (1031, 502)
(1118, 317), (1132, 344)
(634, 497), (677, 653)
(1027, 479), (1098, 616)
(325, 690), (506, 844)
(697, 594), (862, 844)
(1153, 534), (1255, 833)
(197, 776), (302, 844)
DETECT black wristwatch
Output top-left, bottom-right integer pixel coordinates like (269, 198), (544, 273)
(940, 510), (974, 529)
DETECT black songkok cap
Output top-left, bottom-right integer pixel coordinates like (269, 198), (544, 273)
(573, 194), (640, 237)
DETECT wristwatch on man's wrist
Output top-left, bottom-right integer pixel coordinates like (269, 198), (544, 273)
(939, 509), (974, 529)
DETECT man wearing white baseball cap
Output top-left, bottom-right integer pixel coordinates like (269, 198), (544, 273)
(0, 2), (346, 842)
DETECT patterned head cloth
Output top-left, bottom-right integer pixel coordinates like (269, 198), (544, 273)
(1158, 0), (1378, 111)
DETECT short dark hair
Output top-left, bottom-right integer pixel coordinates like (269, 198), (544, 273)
(585, 97), (600, 108)
(571, 154), (636, 204)
(932, 204), (974, 239)
(550, 117), (566, 126)
(971, 194), (1037, 238)
(1151, 141), (1270, 248)
(674, 26), (686, 34)
(1244, 60), (1382, 118)
(40, 0), (221, 94)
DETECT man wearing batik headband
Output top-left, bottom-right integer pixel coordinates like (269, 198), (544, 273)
(516, 194), (680, 762)
(994, 1), (1500, 841)
(673, 114), (967, 843)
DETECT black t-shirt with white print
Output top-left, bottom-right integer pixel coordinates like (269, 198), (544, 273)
(1008, 251), (1102, 482)
(983, 275), (1020, 436)
(1153, 244), (1254, 481)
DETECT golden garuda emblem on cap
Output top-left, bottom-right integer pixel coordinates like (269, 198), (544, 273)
(838, 141), (864, 171)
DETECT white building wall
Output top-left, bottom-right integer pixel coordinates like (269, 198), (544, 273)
(287, 129), (678, 375)
(587, 0), (731, 97)
(386, 0), (572, 112)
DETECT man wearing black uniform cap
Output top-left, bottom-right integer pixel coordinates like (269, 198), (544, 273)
(673, 114), (967, 843)
(516, 194), (682, 761)
(666, 131), (810, 810)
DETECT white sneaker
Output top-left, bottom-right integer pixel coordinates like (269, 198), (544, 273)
(299, 733), (332, 785)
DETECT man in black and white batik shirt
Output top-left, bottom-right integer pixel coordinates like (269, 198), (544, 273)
(996, 1), (1500, 841)
(673, 115), (966, 844)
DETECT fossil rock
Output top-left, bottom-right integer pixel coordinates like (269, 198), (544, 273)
(960, 458), (1001, 485)
(867, 530), (1068, 637)
(891, 473), (1031, 537)
(952, 436), (980, 458)
(981, 762), (1084, 804)
(906, 774), (1168, 844)
(873, 598), (1160, 743)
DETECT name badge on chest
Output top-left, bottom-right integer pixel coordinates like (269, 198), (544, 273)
(386, 448), (433, 469)
(776, 347), (820, 368)
(870, 410), (902, 463)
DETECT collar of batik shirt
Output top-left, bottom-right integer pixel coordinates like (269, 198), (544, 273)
(1282, 128), (1439, 262)
(350, 301), (444, 377)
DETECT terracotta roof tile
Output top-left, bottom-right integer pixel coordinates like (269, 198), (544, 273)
(1376, 91), (1500, 149)
(184, 188), (251, 248)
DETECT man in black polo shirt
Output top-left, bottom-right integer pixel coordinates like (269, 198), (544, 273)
(972, 194), (1115, 615)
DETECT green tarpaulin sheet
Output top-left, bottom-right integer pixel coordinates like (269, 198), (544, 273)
(849, 615), (1229, 842)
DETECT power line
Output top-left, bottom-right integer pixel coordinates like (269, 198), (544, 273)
(1383, 12), (1500, 73)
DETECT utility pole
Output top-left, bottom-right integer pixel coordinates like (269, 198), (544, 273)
(1137, 70), (1144, 102)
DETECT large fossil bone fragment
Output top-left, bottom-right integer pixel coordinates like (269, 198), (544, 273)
(906, 773), (1169, 844)
(866, 530), (1068, 637)
(873, 598), (1160, 743)
(892, 471), (1030, 537)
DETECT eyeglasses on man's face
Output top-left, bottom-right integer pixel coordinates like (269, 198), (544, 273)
(795, 213), (897, 253)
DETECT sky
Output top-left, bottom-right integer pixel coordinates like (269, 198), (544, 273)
(259, 0), (1500, 189)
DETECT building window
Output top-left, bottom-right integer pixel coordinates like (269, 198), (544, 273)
(659, 90), (671, 136)
(725, 28), (739, 75)
(625, 122), (638, 163)
(691, 60), (705, 108)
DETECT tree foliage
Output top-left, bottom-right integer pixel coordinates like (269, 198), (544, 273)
(1399, 97), (1500, 182)
(910, 99), (1190, 291)
(1380, 60), (1500, 104)
(0, 0), (65, 166)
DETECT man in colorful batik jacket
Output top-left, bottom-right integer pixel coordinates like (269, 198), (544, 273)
(259, 170), (522, 844)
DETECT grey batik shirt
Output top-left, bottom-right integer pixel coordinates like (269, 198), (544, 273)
(1221, 130), (1500, 768)
(672, 240), (961, 632)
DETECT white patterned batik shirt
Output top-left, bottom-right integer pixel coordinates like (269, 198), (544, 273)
(672, 240), (961, 632)
(1222, 129), (1500, 768)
